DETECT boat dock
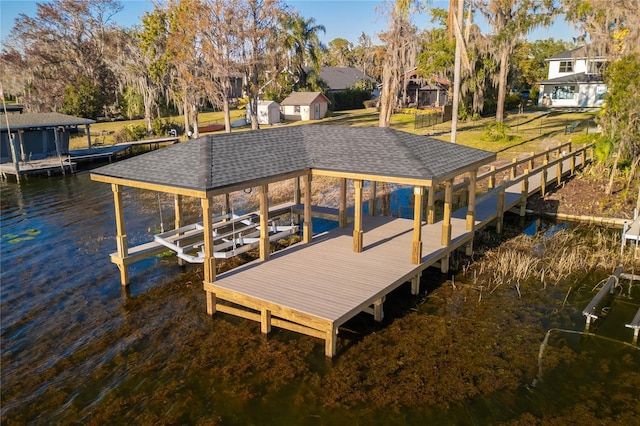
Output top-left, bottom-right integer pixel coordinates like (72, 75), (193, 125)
(91, 126), (594, 357)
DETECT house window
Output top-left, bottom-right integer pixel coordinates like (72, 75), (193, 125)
(558, 61), (573, 73)
(294, 105), (300, 113)
(552, 85), (576, 100)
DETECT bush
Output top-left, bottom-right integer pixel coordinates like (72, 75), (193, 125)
(483, 122), (511, 142)
(326, 89), (371, 111)
(151, 118), (182, 136)
(127, 124), (147, 141)
(363, 99), (377, 109)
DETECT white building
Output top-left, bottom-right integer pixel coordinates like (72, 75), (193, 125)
(246, 100), (281, 125)
(538, 46), (608, 108)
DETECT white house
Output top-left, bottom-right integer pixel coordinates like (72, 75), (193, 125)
(280, 92), (330, 121)
(538, 46), (608, 108)
(246, 100), (281, 125)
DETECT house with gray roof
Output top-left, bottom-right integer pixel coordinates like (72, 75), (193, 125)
(280, 92), (330, 121)
(538, 46), (608, 108)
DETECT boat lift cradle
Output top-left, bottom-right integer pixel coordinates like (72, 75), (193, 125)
(153, 204), (298, 263)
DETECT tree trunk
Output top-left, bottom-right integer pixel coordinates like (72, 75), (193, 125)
(183, 100), (190, 139)
(496, 49), (509, 123)
(605, 143), (622, 195)
(379, 63), (394, 128)
(223, 96), (231, 133)
(191, 103), (199, 138)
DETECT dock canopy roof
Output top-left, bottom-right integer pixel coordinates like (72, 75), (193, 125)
(90, 125), (495, 197)
(0, 112), (95, 131)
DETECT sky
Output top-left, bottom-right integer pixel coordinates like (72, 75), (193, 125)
(0, 0), (579, 47)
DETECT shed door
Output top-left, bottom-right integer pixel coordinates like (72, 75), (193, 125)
(314, 103), (320, 119)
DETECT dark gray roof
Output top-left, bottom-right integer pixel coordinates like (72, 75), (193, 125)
(0, 112), (95, 131)
(280, 92), (329, 106)
(311, 66), (373, 91)
(539, 72), (604, 85)
(91, 125), (495, 193)
(546, 45), (607, 61)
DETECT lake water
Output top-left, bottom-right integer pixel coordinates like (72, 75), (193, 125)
(1, 173), (639, 423)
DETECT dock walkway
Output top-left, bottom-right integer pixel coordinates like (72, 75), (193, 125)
(206, 147), (589, 356)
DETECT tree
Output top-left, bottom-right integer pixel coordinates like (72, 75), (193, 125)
(562, 0), (640, 194)
(472, 0), (557, 122)
(378, 0), (419, 128)
(326, 38), (354, 67)
(60, 75), (104, 118)
(600, 53), (640, 194)
(510, 38), (574, 90)
(1, 0), (123, 113)
(239, 0), (284, 130)
(416, 8), (455, 80)
(279, 13), (327, 91)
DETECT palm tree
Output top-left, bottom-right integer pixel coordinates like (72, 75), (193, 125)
(279, 13), (326, 90)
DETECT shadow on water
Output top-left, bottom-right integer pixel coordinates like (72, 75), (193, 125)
(1, 176), (639, 424)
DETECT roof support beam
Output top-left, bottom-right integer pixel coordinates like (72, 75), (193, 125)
(412, 186), (424, 264)
(175, 194), (185, 266)
(353, 179), (364, 253)
(426, 185), (436, 224)
(339, 178), (347, 228)
(303, 174), (313, 243)
(112, 183), (129, 285)
(369, 181), (377, 216)
(259, 184), (270, 261)
(441, 179), (453, 246)
(201, 196), (217, 284)
(466, 170), (477, 231)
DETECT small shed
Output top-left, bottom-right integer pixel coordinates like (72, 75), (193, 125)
(246, 100), (281, 125)
(0, 112), (94, 165)
(280, 92), (330, 121)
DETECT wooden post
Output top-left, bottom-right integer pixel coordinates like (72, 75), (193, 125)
(369, 181), (377, 216)
(202, 196), (217, 315)
(373, 298), (384, 322)
(293, 177), (301, 225)
(222, 193), (230, 221)
(426, 185), (435, 224)
(412, 186), (424, 264)
(496, 186), (505, 234)
(339, 178), (347, 228)
(325, 325), (338, 358)
(112, 184), (129, 285)
(570, 147), (576, 175)
(259, 184), (270, 261)
(488, 165), (496, 189)
(541, 157), (548, 196)
(520, 170), (529, 216)
(261, 309), (272, 334)
(510, 157), (517, 179)
(556, 154), (563, 186)
(86, 124), (92, 149)
(174, 194), (185, 266)
(411, 272), (422, 295)
(303, 174), (313, 243)
(528, 152), (535, 171)
(17, 130), (26, 162)
(466, 170), (477, 231)
(441, 180), (452, 246)
(53, 127), (66, 175)
(581, 143), (587, 168)
(353, 179), (364, 253)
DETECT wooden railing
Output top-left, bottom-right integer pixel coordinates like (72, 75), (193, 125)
(426, 142), (594, 225)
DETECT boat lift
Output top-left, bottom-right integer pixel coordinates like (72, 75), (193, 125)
(153, 204), (298, 263)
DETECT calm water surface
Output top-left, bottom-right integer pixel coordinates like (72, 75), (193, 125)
(1, 173), (638, 424)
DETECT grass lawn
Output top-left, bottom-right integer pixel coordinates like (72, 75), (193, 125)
(71, 107), (599, 161)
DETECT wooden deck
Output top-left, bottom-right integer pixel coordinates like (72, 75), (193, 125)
(204, 146), (591, 356)
(0, 157), (73, 177)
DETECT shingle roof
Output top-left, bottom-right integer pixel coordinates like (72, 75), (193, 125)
(91, 125), (495, 193)
(280, 92), (329, 106)
(539, 72), (604, 85)
(546, 45), (607, 61)
(0, 112), (95, 131)
(313, 66), (373, 91)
